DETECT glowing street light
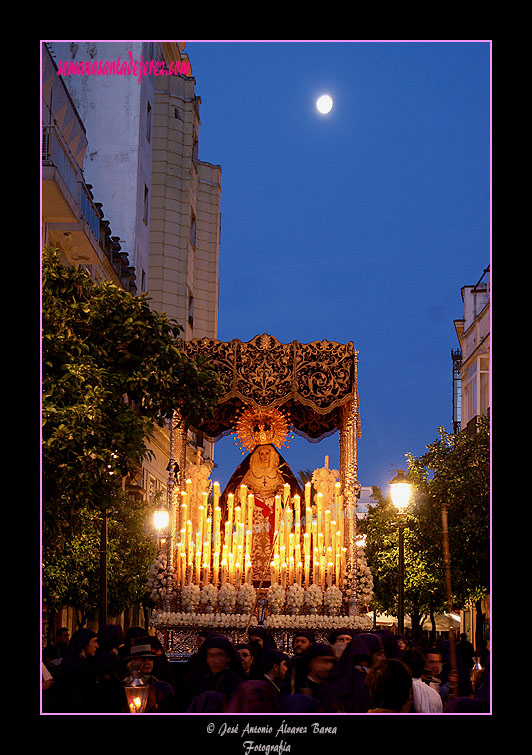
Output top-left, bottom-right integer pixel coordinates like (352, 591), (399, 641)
(390, 470), (412, 634)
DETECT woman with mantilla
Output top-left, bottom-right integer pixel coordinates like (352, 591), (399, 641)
(219, 407), (302, 585)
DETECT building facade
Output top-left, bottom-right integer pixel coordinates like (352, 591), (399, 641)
(42, 41), (222, 633)
(45, 40), (221, 474)
(453, 266), (490, 434)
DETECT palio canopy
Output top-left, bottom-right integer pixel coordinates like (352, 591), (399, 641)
(179, 333), (361, 443)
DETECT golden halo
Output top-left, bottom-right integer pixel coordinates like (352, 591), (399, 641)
(234, 406), (292, 454)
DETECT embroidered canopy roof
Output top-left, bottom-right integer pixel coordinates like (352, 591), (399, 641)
(179, 333), (361, 443)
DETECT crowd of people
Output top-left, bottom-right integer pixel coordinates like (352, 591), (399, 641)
(42, 624), (490, 714)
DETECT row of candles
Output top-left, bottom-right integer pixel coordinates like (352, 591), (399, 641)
(172, 477), (347, 591)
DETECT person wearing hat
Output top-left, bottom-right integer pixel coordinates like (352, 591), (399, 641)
(54, 628), (100, 712)
(282, 630), (316, 695)
(291, 629), (315, 657)
(328, 628), (354, 659)
(296, 642), (337, 707)
(318, 633), (385, 713)
(186, 635), (245, 711)
(125, 639), (176, 712)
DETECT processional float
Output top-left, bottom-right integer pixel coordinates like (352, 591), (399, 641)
(149, 334), (373, 654)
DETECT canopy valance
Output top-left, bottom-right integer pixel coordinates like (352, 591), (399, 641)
(179, 333), (361, 443)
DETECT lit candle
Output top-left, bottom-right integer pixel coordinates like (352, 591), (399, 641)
(247, 494), (254, 533)
(325, 510), (331, 550)
(327, 561), (333, 588)
(304, 554), (310, 586)
(240, 485), (247, 531)
(317, 492), (323, 533)
(224, 520), (232, 554)
(246, 528), (252, 559)
(180, 552), (186, 587)
(185, 478), (192, 497)
(280, 562), (287, 588)
(305, 506), (312, 536)
(288, 555), (294, 585)
(214, 505), (221, 539)
(335, 553), (341, 585)
(283, 483), (290, 505)
(274, 495), (281, 534)
(332, 523), (337, 555)
(313, 547), (319, 583)
(195, 549), (201, 583)
(270, 561), (277, 584)
(198, 505), (205, 545)
(325, 455), (329, 469)
(289, 532), (294, 561)
(294, 495), (301, 526)
(235, 561), (241, 586)
(213, 551), (219, 585)
(295, 541), (301, 565)
(221, 559), (227, 587)
(214, 481), (221, 508)
(181, 491), (188, 534)
(244, 558), (250, 584)
(186, 562), (193, 585)
(305, 481), (311, 507)
(228, 552), (234, 584)
(227, 494), (234, 532)
(320, 554), (326, 588)
(311, 519), (318, 554)
(202, 563), (209, 585)
(304, 532), (310, 558)
(296, 561), (302, 586)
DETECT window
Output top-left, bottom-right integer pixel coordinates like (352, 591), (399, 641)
(189, 210), (196, 247)
(188, 288), (194, 328)
(143, 185), (149, 224)
(146, 101), (152, 143)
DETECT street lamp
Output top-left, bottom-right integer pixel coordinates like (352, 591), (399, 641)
(153, 504), (170, 549)
(390, 470), (412, 635)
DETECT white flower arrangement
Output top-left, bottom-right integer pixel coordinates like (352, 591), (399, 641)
(323, 585), (343, 615)
(149, 609), (374, 632)
(303, 583), (323, 613)
(263, 614), (372, 631)
(286, 584), (305, 614)
(150, 611), (251, 629)
(200, 583), (218, 612)
(267, 584), (286, 614)
(217, 583), (236, 613)
(353, 545), (374, 608)
(311, 466), (340, 508)
(147, 553), (176, 604)
(185, 461), (213, 504)
(181, 583), (201, 613)
(236, 583), (256, 614)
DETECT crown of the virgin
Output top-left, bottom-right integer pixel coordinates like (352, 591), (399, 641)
(234, 406), (292, 454)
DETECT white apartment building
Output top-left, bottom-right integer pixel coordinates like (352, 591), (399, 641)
(43, 40), (222, 499)
(454, 266), (490, 433)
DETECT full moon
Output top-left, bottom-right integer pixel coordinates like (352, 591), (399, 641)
(316, 94), (333, 114)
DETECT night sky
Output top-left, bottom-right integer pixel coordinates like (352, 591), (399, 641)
(183, 40), (491, 494)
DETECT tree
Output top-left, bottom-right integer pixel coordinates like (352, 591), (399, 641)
(406, 418), (490, 640)
(42, 247), (223, 619)
(360, 487), (444, 640)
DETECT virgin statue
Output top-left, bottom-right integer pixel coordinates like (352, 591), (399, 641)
(220, 408), (302, 585)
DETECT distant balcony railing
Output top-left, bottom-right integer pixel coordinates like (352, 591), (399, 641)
(42, 124), (100, 239)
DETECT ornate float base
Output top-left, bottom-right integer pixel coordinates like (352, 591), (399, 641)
(150, 610), (373, 659)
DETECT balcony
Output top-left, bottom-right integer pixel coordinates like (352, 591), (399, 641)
(42, 124), (136, 294)
(42, 124), (103, 265)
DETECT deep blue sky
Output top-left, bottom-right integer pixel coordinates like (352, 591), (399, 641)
(184, 40), (491, 495)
